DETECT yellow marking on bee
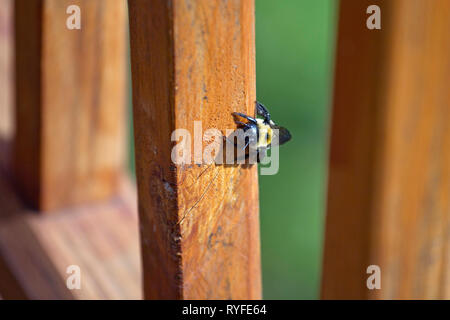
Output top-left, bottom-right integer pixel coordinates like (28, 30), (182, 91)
(256, 119), (272, 148)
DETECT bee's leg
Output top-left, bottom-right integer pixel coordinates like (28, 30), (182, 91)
(232, 112), (257, 124)
(227, 135), (250, 150)
(223, 135), (236, 146)
(256, 148), (267, 163)
(256, 101), (271, 123)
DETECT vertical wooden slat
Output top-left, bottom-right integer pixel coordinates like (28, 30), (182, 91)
(128, 0), (261, 299)
(1, 0), (140, 299)
(322, 0), (450, 299)
(0, 0), (14, 170)
(14, 0), (127, 211)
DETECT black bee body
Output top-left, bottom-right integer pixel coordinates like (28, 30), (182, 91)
(232, 101), (292, 162)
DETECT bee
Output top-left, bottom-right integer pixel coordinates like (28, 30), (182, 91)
(231, 101), (292, 162)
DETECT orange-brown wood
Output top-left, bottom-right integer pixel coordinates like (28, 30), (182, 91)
(0, 172), (141, 299)
(128, 0), (261, 299)
(0, 0), (140, 300)
(322, 0), (450, 299)
(14, 0), (127, 211)
(0, 0), (13, 171)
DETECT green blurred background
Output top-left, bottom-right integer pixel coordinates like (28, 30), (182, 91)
(128, 0), (337, 300)
(255, 0), (337, 299)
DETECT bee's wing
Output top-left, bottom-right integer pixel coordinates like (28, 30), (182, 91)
(232, 112), (257, 124)
(271, 125), (292, 146)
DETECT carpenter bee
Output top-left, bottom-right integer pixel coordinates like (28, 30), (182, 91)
(231, 101), (291, 163)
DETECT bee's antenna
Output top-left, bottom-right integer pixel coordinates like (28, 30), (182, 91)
(256, 101), (271, 123)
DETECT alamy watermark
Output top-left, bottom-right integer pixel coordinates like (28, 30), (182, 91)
(66, 265), (81, 290)
(366, 265), (381, 290)
(171, 121), (281, 175)
(366, 5), (381, 30)
(66, 5), (81, 30)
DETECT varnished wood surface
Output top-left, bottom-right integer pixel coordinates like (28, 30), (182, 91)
(322, 0), (450, 299)
(0, 0), (13, 171)
(0, 172), (140, 299)
(14, 0), (127, 211)
(128, 0), (261, 299)
(0, 0), (140, 299)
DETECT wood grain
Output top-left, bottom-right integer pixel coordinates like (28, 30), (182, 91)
(0, 172), (140, 299)
(0, 0), (13, 171)
(128, 0), (261, 299)
(322, 0), (450, 299)
(14, 0), (127, 211)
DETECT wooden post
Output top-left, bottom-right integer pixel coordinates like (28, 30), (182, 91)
(322, 0), (450, 299)
(14, 0), (127, 211)
(128, 0), (261, 299)
(0, 0), (14, 170)
(0, 0), (140, 299)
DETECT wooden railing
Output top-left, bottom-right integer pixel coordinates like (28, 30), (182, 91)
(128, 0), (261, 299)
(0, 0), (139, 299)
(0, 0), (448, 300)
(322, 0), (450, 300)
